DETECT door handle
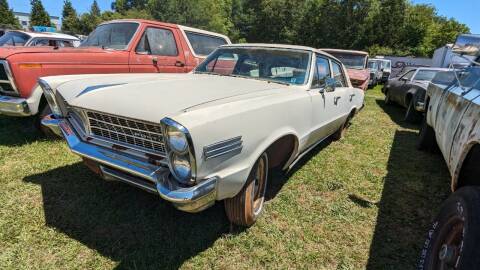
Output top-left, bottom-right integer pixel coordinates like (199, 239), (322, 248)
(152, 57), (158, 66)
(334, 96), (341, 105)
(175, 61), (185, 67)
(349, 94), (355, 101)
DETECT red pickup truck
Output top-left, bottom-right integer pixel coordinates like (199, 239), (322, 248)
(0, 19), (231, 126)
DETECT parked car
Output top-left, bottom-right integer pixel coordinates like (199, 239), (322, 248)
(382, 67), (455, 122)
(321, 49), (370, 91)
(40, 44), (365, 226)
(0, 19), (231, 133)
(367, 59), (382, 87)
(0, 30), (80, 47)
(375, 58), (392, 83)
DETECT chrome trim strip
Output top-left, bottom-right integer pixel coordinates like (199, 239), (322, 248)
(203, 136), (243, 160)
(0, 95), (30, 116)
(100, 166), (158, 194)
(0, 60), (18, 95)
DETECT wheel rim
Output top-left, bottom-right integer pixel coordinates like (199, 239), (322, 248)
(251, 154), (268, 216)
(430, 215), (465, 269)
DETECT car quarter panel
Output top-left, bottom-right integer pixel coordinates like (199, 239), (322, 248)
(172, 88), (313, 200)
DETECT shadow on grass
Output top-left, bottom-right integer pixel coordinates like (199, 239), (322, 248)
(375, 99), (420, 129)
(0, 115), (45, 146)
(364, 129), (451, 269)
(24, 163), (231, 270)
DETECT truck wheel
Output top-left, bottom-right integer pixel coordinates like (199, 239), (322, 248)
(404, 98), (421, 123)
(225, 152), (269, 227)
(419, 187), (480, 270)
(417, 115), (438, 152)
(36, 105), (57, 138)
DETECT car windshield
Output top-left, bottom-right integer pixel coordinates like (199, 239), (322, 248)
(81, 22), (138, 50)
(414, 70), (442, 81)
(0, 31), (30, 46)
(195, 47), (312, 85)
(328, 52), (366, 69)
(368, 61), (378, 70)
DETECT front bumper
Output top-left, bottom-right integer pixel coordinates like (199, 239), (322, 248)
(41, 114), (218, 213)
(0, 95), (31, 116)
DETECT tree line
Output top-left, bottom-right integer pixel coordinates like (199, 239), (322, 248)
(0, 0), (470, 57)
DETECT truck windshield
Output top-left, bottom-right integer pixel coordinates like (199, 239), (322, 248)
(81, 22), (138, 50)
(195, 47), (312, 85)
(368, 61), (378, 70)
(328, 52), (366, 69)
(0, 31), (30, 46)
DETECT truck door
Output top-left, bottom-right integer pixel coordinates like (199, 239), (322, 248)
(129, 26), (186, 73)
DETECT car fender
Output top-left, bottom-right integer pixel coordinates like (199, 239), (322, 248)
(25, 84), (43, 115)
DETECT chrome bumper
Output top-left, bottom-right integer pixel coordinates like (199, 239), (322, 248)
(41, 115), (218, 213)
(0, 95), (31, 116)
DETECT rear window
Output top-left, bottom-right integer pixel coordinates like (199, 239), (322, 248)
(185, 31), (228, 56)
(0, 32), (30, 46)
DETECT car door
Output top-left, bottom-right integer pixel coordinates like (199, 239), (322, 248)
(434, 68), (480, 162)
(391, 69), (416, 104)
(129, 26), (187, 73)
(307, 56), (347, 146)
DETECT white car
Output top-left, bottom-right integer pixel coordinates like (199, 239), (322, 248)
(0, 30), (80, 47)
(40, 44), (365, 226)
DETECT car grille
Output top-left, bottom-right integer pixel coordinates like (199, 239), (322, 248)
(0, 61), (17, 94)
(84, 110), (166, 155)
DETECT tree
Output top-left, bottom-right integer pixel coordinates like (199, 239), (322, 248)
(61, 0), (80, 33)
(0, 0), (21, 29)
(91, 0), (101, 17)
(79, 1), (102, 35)
(30, 0), (52, 28)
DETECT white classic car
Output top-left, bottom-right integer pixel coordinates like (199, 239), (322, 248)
(40, 44), (365, 226)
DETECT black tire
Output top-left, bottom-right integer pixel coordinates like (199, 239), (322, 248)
(36, 105), (57, 138)
(417, 114), (438, 152)
(404, 98), (421, 123)
(419, 187), (480, 270)
(384, 91), (392, 105)
(225, 152), (269, 226)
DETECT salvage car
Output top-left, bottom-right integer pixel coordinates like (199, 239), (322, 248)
(321, 49), (370, 91)
(0, 30), (80, 47)
(40, 44), (365, 226)
(375, 58), (392, 83)
(417, 34), (480, 269)
(382, 67), (454, 122)
(0, 19), (231, 134)
(367, 59), (382, 87)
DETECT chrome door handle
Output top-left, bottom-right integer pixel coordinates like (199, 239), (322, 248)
(350, 94), (355, 101)
(334, 96), (341, 105)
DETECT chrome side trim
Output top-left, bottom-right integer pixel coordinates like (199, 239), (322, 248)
(0, 60), (18, 95)
(203, 136), (243, 160)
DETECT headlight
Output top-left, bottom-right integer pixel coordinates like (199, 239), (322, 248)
(172, 153), (192, 180)
(166, 125), (188, 153)
(38, 79), (61, 116)
(161, 118), (196, 185)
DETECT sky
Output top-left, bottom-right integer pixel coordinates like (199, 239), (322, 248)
(7, 0), (480, 34)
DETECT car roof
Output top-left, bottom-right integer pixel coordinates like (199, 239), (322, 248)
(9, 30), (79, 40)
(220, 43), (338, 59)
(320, 48), (369, 56)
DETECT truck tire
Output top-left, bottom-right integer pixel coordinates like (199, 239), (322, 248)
(419, 187), (480, 270)
(225, 152), (269, 226)
(417, 115), (438, 152)
(404, 98), (421, 123)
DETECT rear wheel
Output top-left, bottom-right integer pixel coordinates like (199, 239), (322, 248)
(225, 152), (269, 226)
(417, 114), (438, 152)
(419, 187), (480, 270)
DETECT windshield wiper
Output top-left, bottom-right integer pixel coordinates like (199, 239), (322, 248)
(195, 72), (291, 86)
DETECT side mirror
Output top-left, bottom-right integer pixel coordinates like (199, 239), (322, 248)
(325, 78), (336, 92)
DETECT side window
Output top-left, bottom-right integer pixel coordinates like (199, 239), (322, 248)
(401, 70), (415, 80)
(32, 39), (53, 46)
(136, 27), (178, 56)
(312, 56), (331, 88)
(185, 31), (228, 56)
(331, 61), (346, 87)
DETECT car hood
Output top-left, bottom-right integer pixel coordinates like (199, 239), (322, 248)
(0, 46), (112, 59)
(346, 68), (369, 81)
(52, 73), (290, 123)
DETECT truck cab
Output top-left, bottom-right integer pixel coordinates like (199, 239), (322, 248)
(0, 19), (231, 126)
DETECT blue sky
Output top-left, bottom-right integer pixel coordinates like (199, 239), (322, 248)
(7, 0), (479, 33)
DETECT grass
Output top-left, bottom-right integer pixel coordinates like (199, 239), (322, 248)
(0, 86), (452, 269)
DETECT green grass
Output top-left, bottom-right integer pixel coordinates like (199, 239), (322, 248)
(0, 86), (452, 269)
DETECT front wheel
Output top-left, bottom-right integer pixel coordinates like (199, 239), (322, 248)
(419, 187), (480, 270)
(417, 115), (438, 152)
(404, 98), (421, 123)
(225, 152), (269, 226)
(35, 105), (57, 138)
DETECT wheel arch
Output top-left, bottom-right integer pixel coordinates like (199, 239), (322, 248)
(454, 142), (480, 191)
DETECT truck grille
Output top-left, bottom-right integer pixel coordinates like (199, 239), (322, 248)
(84, 110), (166, 155)
(0, 61), (17, 94)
